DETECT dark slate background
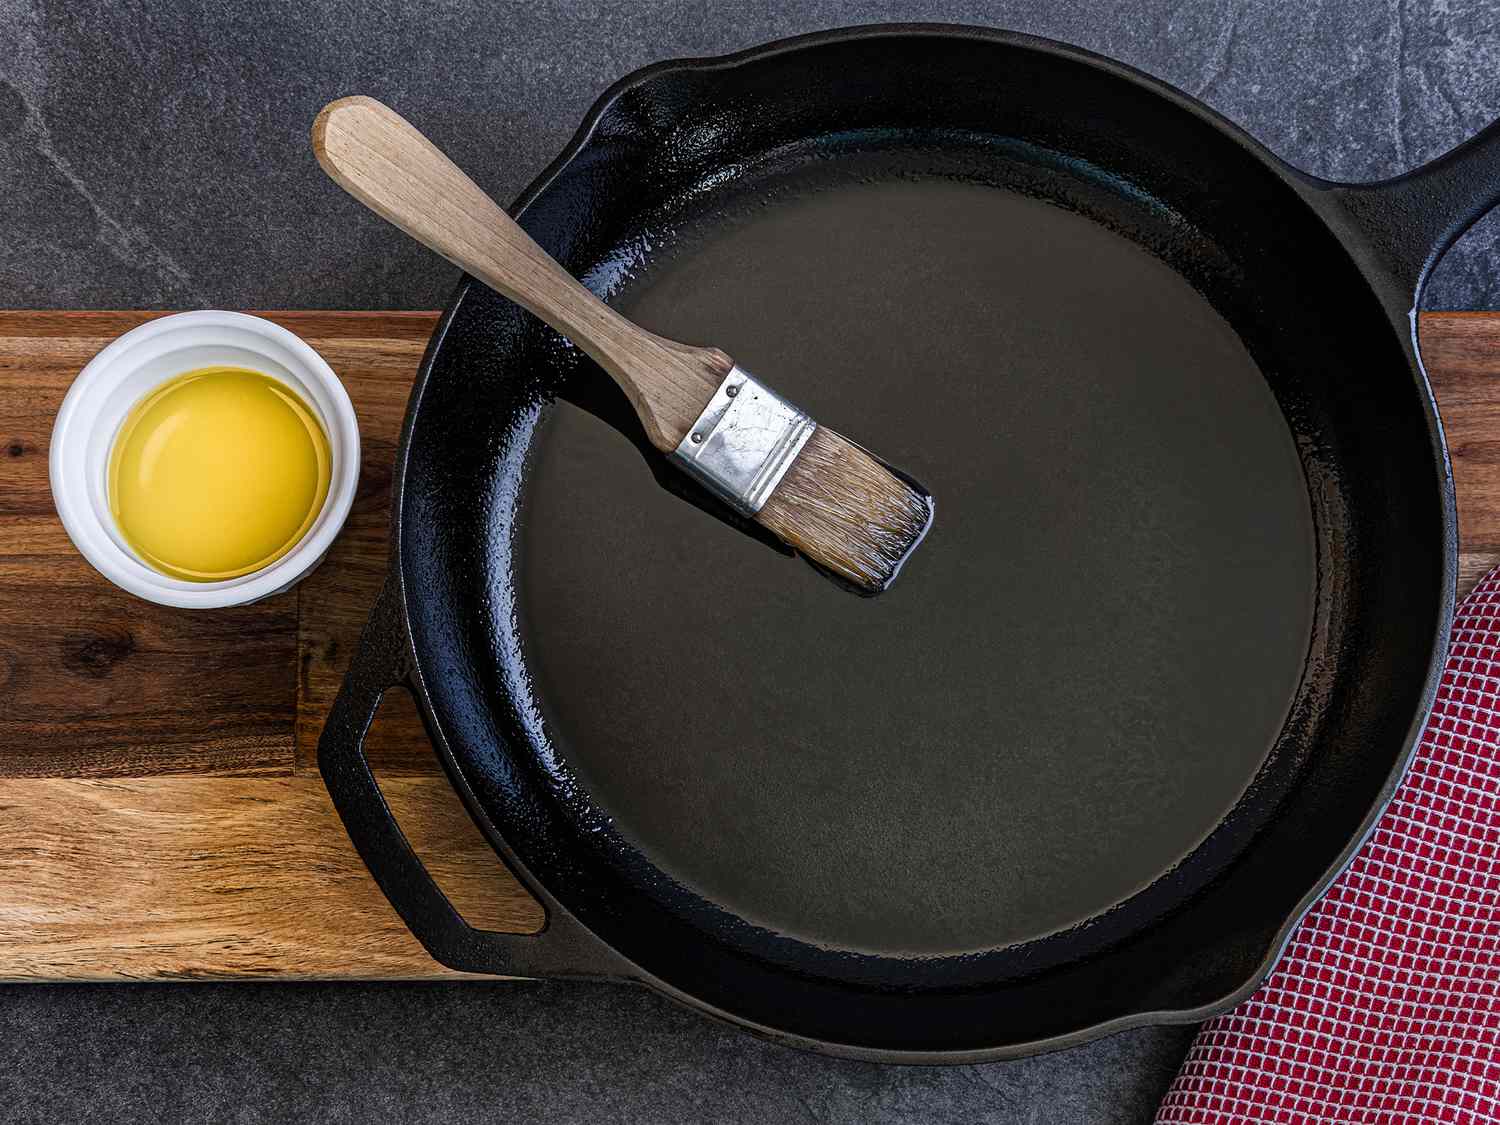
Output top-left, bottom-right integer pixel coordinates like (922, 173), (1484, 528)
(2, 1), (1497, 1122)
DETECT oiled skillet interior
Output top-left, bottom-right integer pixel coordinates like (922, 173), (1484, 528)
(400, 32), (1444, 1053)
(521, 170), (1315, 956)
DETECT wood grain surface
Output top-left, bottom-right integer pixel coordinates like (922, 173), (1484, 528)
(0, 311), (542, 980)
(0, 309), (1497, 979)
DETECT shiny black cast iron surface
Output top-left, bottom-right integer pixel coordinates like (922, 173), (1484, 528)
(320, 26), (1499, 1060)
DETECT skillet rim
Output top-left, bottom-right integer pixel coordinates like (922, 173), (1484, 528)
(381, 22), (1458, 1059)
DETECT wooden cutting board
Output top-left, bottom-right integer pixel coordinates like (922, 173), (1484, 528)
(3, 309), (1500, 981)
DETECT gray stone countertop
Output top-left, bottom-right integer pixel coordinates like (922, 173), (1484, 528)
(2, 1), (1497, 1122)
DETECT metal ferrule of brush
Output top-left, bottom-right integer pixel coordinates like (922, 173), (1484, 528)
(670, 366), (817, 517)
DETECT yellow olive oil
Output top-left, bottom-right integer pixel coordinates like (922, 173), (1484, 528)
(108, 366), (331, 582)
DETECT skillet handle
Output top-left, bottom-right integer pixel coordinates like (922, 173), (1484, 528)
(318, 578), (624, 979)
(1328, 119), (1500, 302)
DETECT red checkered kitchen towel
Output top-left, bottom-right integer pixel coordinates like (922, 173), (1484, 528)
(1157, 569), (1500, 1123)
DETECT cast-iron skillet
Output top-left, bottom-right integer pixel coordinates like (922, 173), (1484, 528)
(320, 25), (1498, 1061)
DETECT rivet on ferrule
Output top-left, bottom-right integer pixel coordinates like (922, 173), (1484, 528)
(669, 365), (817, 516)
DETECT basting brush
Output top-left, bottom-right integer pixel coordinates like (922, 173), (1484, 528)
(312, 96), (933, 594)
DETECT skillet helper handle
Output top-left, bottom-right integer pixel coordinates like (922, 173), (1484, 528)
(311, 95), (728, 451)
(319, 579), (620, 979)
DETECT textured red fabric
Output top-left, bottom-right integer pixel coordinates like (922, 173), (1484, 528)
(1157, 570), (1500, 1124)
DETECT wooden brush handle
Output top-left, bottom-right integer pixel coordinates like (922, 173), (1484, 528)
(312, 96), (730, 450)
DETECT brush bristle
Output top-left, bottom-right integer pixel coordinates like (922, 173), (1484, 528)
(754, 427), (933, 594)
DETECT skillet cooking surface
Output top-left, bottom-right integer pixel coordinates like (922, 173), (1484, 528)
(519, 171), (1315, 954)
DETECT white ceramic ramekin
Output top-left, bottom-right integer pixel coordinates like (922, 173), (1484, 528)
(49, 311), (360, 609)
